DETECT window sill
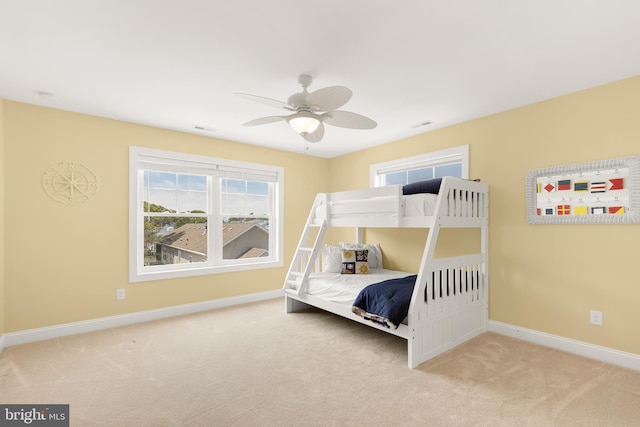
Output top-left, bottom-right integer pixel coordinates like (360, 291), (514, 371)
(129, 259), (283, 283)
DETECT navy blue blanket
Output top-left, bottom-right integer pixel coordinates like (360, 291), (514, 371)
(351, 275), (417, 329)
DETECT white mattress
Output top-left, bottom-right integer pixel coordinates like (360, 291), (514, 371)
(304, 269), (413, 306)
(403, 193), (439, 216)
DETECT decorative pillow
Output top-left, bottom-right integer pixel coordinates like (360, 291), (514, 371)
(340, 242), (383, 269)
(321, 245), (342, 273)
(402, 177), (442, 195)
(341, 249), (369, 274)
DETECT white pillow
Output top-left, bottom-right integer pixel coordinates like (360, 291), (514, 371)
(321, 244), (343, 273)
(340, 242), (383, 269)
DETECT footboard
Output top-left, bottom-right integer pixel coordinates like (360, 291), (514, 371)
(407, 254), (488, 368)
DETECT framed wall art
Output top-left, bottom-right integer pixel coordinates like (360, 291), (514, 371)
(526, 156), (640, 224)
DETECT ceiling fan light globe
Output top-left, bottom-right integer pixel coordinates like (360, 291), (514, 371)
(288, 114), (320, 134)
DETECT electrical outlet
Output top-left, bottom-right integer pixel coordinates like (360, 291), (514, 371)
(116, 289), (126, 300)
(590, 309), (602, 326)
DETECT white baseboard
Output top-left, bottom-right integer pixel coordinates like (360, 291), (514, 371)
(489, 320), (640, 372)
(2, 290), (283, 350)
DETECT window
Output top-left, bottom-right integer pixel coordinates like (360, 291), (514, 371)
(370, 145), (469, 187)
(129, 147), (283, 282)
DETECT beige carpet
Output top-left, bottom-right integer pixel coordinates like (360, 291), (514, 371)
(1, 298), (639, 426)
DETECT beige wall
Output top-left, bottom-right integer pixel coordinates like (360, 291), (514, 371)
(2, 75), (639, 358)
(3, 102), (328, 332)
(328, 75), (640, 355)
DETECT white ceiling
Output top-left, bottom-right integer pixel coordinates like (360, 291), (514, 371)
(1, 1), (640, 158)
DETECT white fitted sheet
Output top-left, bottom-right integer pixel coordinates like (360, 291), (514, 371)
(304, 269), (413, 306)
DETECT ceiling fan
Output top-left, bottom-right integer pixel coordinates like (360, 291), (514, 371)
(236, 74), (377, 143)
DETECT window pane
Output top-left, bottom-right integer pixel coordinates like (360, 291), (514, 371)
(144, 200), (172, 213)
(407, 167), (434, 183)
(247, 181), (268, 195)
(223, 178), (246, 194)
(147, 189), (177, 212)
(222, 218), (269, 260)
(246, 194), (270, 215)
(144, 217), (208, 265)
(222, 179), (270, 215)
(177, 190), (207, 213)
(435, 163), (462, 178)
(178, 174), (206, 191)
(222, 194), (269, 215)
(145, 171), (176, 190)
(145, 172), (208, 213)
(384, 171), (406, 186)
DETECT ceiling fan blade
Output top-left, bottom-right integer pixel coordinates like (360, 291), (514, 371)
(242, 116), (285, 126)
(323, 110), (377, 129)
(305, 86), (352, 112)
(302, 122), (325, 143)
(235, 93), (295, 111)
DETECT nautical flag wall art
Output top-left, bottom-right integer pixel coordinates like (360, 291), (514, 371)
(573, 206), (588, 215)
(590, 181), (606, 193)
(540, 182), (555, 193)
(574, 181), (589, 192)
(528, 156), (640, 224)
(608, 206), (625, 214)
(541, 207), (555, 215)
(609, 178), (624, 190)
(534, 169), (628, 217)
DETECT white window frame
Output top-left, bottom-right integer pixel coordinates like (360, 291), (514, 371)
(129, 146), (284, 282)
(370, 144), (469, 187)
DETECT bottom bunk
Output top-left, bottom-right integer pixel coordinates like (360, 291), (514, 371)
(285, 257), (488, 368)
(285, 269), (414, 339)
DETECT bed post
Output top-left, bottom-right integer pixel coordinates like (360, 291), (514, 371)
(285, 295), (312, 313)
(407, 220), (440, 368)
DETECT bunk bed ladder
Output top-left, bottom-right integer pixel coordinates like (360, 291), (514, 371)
(283, 197), (327, 295)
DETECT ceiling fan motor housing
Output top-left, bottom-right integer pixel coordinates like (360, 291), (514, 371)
(287, 92), (308, 109)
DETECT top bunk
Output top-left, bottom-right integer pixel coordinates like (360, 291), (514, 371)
(310, 176), (488, 228)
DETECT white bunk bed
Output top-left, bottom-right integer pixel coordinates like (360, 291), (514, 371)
(283, 176), (489, 368)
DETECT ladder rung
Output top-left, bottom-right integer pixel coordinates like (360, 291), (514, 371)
(298, 247), (313, 252)
(289, 272), (304, 277)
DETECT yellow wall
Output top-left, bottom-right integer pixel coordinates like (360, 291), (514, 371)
(2, 75), (639, 358)
(3, 102), (328, 332)
(328, 75), (640, 355)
